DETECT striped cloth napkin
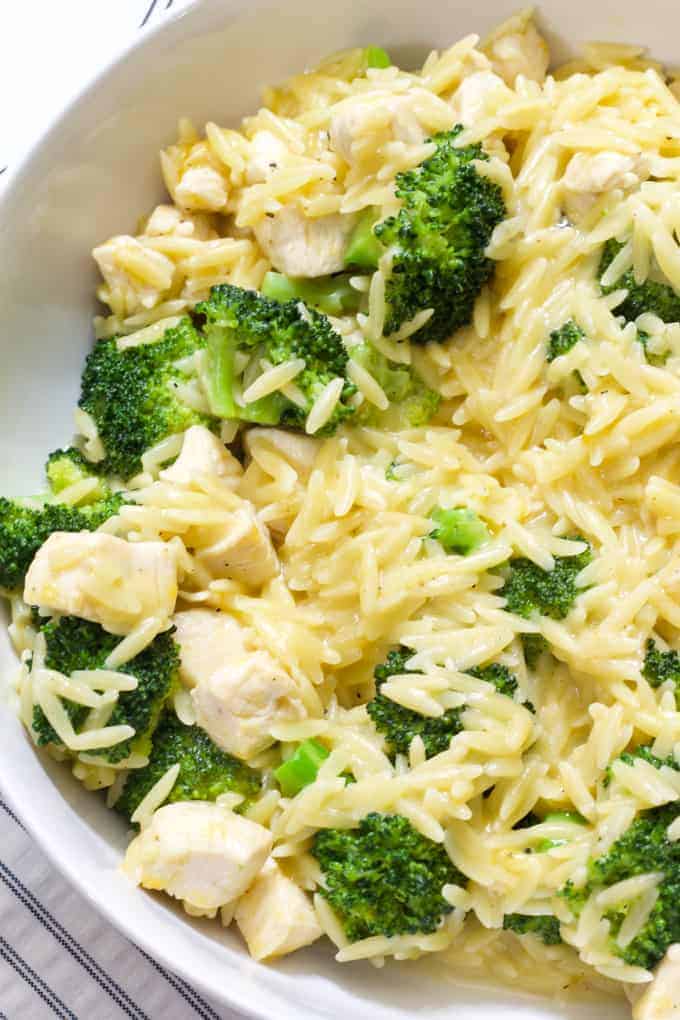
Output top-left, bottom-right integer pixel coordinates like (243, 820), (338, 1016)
(1, 3), (244, 1017)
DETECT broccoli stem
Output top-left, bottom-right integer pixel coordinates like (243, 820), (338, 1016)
(344, 209), (383, 270)
(274, 739), (330, 796)
(261, 271), (360, 316)
(364, 46), (392, 69)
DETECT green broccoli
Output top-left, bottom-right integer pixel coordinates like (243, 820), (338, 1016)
(501, 542), (592, 621)
(521, 633), (549, 670)
(604, 743), (680, 787)
(643, 639), (680, 704)
(364, 46), (391, 69)
(560, 802), (680, 970)
(78, 316), (215, 480)
(261, 271), (360, 316)
(367, 647), (520, 759)
(0, 490), (125, 592)
(115, 711), (261, 821)
(31, 617), (178, 764)
(371, 126), (506, 344)
(196, 283), (356, 434)
(503, 913), (562, 945)
(547, 321), (585, 363)
(312, 812), (465, 941)
(600, 239), (680, 325)
(635, 330), (669, 367)
(350, 342), (440, 428)
(45, 447), (108, 501)
(428, 506), (489, 555)
(345, 208), (385, 270)
(535, 810), (588, 852)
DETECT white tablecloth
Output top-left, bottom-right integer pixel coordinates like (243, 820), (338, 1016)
(1, 4), (243, 1017)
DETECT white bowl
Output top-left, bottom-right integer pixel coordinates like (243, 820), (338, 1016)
(0, 1), (675, 1016)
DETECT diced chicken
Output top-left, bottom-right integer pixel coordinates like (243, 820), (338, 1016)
(160, 425), (242, 487)
(192, 650), (306, 759)
(246, 130), (289, 184)
(194, 505), (279, 587)
(93, 235), (175, 317)
(235, 860), (322, 960)
(484, 18), (549, 85)
(172, 609), (248, 688)
(244, 427), (319, 480)
(123, 802), (272, 916)
(253, 206), (357, 277)
(24, 533), (178, 636)
(563, 152), (649, 220)
(632, 944), (680, 1019)
(330, 93), (428, 165)
(450, 71), (513, 125)
(175, 166), (228, 212)
(144, 204), (217, 241)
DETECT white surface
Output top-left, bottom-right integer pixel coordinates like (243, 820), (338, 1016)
(0, 0), (675, 1017)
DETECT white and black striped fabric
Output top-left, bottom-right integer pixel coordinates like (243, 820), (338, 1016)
(0, 797), (239, 1019)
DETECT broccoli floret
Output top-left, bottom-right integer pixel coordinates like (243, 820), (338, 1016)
(428, 506), (489, 555)
(312, 812), (465, 941)
(547, 320), (585, 362)
(114, 711), (261, 821)
(0, 491), (125, 593)
(261, 271), (360, 316)
(501, 542), (592, 621)
(372, 126), (506, 344)
(367, 647), (520, 759)
(600, 239), (680, 325)
(503, 914), (562, 945)
(604, 743), (680, 787)
(560, 802), (680, 970)
(196, 283), (356, 434)
(79, 317), (214, 480)
(521, 633), (549, 669)
(31, 617), (178, 763)
(350, 342), (440, 428)
(45, 447), (108, 501)
(643, 639), (680, 704)
(364, 46), (391, 69)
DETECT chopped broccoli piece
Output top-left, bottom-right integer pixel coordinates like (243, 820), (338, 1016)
(261, 271), (360, 316)
(115, 711), (261, 821)
(501, 542), (592, 621)
(547, 320), (585, 362)
(312, 812), (465, 941)
(350, 342), (440, 428)
(196, 283), (356, 434)
(367, 647), (520, 759)
(45, 447), (107, 501)
(428, 506), (489, 555)
(604, 743), (680, 788)
(274, 738), (330, 797)
(503, 914), (562, 945)
(0, 490), (125, 593)
(79, 317), (215, 480)
(560, 802), (680, 970)
(599, 239), (680, 325)
(385, 460), (401, 481)
(643, 639), (680, 704)
(374, 126), (506, 344)
(535, 810), (588, 852)
(345, 209), (384, 270)
(31, 617), (178, 763)
(364, 46), (391, 69)
(521, 633), (549, 669)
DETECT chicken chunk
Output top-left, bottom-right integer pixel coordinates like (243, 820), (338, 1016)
(330, 92), (428, 165)
(160, 425), (242, 487)
(123, 802), (272, 916)
(175, 166), (229, 213)
(562, 151), (649, 221)
(192, 650), (306, 759)
(24, 533), (178, 636)
(244, 428), (319, 481)
(93, 235), (175, 317)
(484, 16), (549, 85)
(246, 130), (289, 184)
(143, 204), (216, 241)
(450, 71), (513, 125)
(253, 206), (357, 277)
(632, 944), (680, 1019)
(194, 505), (279, 587)
(235, 860), (322, 960)
(172, 609), (248, 688)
